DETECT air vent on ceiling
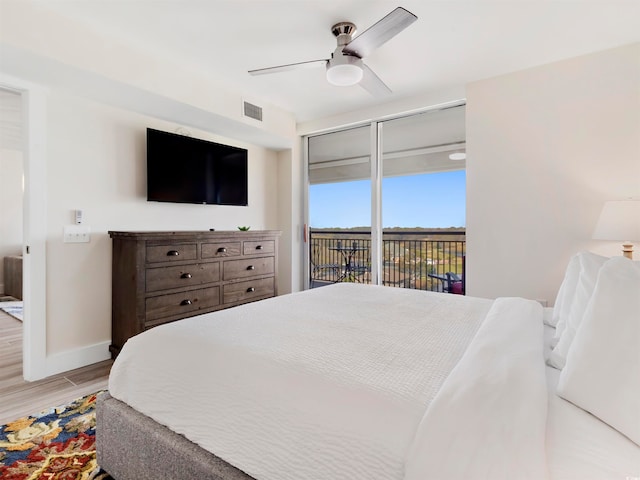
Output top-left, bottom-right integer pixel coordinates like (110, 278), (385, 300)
(243, 101), (263, 122)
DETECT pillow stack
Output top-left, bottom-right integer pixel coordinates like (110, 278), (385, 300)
(547, 253), (581, 329)
(550, 253), (640, 446)
(547, 252), (608, 368)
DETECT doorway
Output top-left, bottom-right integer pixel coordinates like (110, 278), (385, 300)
(0, 77), (48, 381)
(306, 103), (466, 291)
(0, 87), (25, 376)
(307, 125), (372, 287)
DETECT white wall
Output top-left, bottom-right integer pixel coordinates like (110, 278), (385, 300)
(0, 1), (295, 149)
(0, 148), (23, 293)
(466, 43), (640, 303)
(43, 89), (280, 357)
(1, 1), (298, 376)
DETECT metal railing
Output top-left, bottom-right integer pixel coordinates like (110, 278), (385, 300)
(309, 229), (466, 294)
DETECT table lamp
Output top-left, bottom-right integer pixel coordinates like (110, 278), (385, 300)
(592, 199), (640, 260)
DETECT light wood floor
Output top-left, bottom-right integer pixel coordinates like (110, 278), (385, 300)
(0, 307), (112, 425)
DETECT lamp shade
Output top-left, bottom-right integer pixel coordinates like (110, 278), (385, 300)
(592, 200), (640, 241)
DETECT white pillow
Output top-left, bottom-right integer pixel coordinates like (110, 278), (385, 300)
(557, 256), (640, 445)
(547, 251), (608, 369)
(549, 253), (582, 329)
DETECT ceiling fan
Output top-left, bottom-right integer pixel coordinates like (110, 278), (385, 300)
(248, 7), (418, 97)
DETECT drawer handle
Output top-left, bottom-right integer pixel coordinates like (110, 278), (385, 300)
(180, 273), (192, 279)
(246, 287), (255, 293)
(180, 299), (192, 306)
(167, 250), (180, 256)
(255, 245), (263, 250)
(217, 247), (227, 253)
(246, 265), (255, 271)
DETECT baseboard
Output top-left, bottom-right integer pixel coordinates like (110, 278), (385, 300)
(46, 340), (111, 377)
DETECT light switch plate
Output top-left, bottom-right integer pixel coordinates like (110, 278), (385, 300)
(64, 225), (91, 243)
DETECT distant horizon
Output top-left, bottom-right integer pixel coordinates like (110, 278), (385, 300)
(309, 170), (466, 229)
(309, 226), (466, 231)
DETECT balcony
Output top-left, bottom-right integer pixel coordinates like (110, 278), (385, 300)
(309, 229), (466, 293)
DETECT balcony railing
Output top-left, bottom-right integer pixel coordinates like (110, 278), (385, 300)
(309, 229), (466, 294)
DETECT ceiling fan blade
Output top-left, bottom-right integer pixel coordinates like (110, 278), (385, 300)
(359, 64), (392, 97)
(343, 7), (417, 59)
(249, 59), (327, 76)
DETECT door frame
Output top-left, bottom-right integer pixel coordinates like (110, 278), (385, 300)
(303, 99), (467, 289)
(0, 74), (48, 380)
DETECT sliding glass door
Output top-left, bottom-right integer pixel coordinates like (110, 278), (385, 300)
(305, 104), (466, 292)
(380, 106), (466, 292)
(307, 125), (372, 287)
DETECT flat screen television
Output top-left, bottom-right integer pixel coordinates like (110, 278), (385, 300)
(146, 128), (248, 206)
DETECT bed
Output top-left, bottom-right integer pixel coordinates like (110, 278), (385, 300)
(97, 254), (640, 480)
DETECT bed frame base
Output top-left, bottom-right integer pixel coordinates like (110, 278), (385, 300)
(97, 393), (256, 480)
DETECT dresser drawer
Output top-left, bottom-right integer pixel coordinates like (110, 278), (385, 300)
(146, 286), (220, 322)
(243, 240), (275, 256)
(146, 262), (220, 293)
(202, 242), (242, 259)
(147, 243), (197, 263)
(223, 256), (274, 280)
(223, 277), (274, 304)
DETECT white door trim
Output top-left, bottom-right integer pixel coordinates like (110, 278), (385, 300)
(0, 74), (48, 380)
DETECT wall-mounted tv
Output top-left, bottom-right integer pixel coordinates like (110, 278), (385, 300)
(146, 128), (248, 206)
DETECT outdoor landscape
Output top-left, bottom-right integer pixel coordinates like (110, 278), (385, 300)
(309, 227), (466, 292)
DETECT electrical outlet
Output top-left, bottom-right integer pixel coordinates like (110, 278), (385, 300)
(63, 225), (91, 243)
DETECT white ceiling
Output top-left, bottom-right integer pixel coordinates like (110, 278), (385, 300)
(22, 1), (640, 123)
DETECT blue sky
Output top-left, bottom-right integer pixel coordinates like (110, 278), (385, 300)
(309, 170), (466, 229)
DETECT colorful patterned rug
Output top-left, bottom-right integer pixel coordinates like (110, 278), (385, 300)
(0, 392), (113, 479)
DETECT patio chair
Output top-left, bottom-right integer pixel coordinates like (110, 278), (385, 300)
(445, 272), (464, 295)
(311, 241), (341, 284)
(349, 243), (371, 282)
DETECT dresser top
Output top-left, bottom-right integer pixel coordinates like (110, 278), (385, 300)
(108, 230), (281, 240)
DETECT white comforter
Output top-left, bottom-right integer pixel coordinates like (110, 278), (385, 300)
(405, 297), (548, 480)
(109, 283), (547, 480)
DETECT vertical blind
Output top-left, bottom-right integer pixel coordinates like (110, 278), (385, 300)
(308, 105), (465, 185)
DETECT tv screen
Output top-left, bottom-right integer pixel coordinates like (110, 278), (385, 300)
(146, 128), (248, 206)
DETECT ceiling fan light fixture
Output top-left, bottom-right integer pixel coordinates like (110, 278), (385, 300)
(326, 55), (363, 86)
(326, 64), (363, 86)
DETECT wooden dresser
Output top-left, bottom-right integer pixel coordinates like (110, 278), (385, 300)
(108, 230), (280, 358)
(3, 255), (23, 300)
